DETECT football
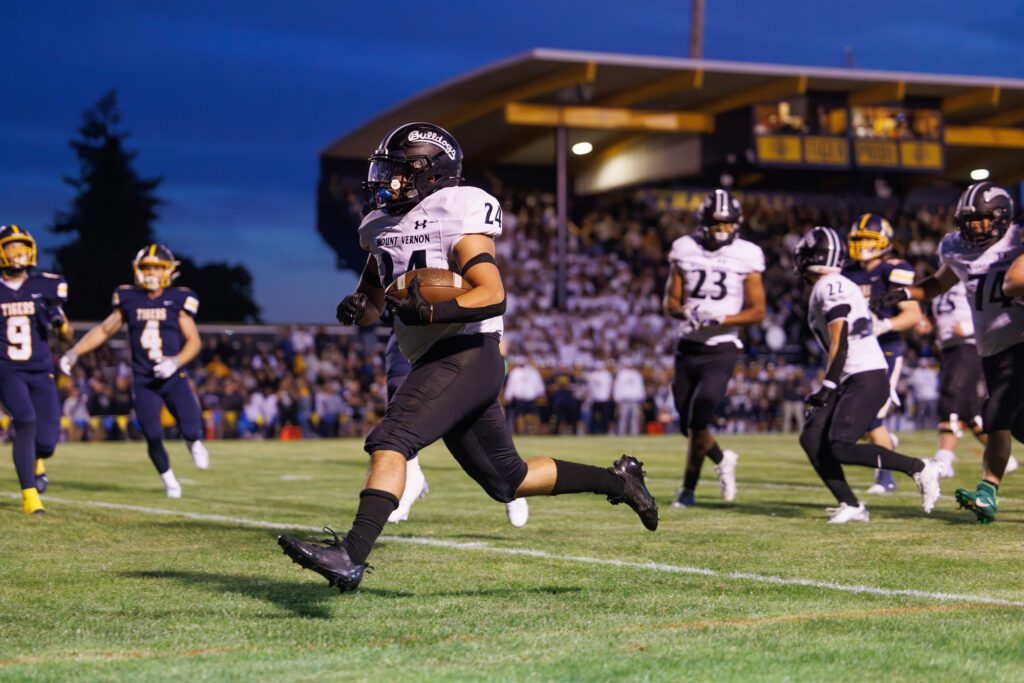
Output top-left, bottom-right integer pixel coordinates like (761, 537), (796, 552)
(384, 267), (472, 303)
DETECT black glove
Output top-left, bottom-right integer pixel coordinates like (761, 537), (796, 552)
(804, 383), (836, 417)
(335, 293), (367, 325)
(48, 306), (67, 330)
(870, 287), (910, 315)
(384, 277), (431, 326)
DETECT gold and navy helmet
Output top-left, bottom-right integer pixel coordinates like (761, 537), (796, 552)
(0, 224), (38, 270)
(847, 213), (894, 262)
(133, 243), (179, 291)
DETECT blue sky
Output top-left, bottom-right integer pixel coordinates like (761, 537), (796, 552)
(3, 1), (1023, 321)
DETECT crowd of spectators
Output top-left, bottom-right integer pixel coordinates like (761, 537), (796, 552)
(33, 186), (968, 444)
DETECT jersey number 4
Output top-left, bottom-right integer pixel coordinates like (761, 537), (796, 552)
(967, 271), (1012, 312)
(141, 320), (164, 361)
(690, 269), (728, 300)
(379, 250), (426, 288)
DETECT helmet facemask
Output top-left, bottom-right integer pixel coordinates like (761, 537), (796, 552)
(701, 222), (740, 250)
(0, 237), (37, 272)
(955, 182), (1014, 248)
(362, 123), (463, 215)
(133, 248), (179, 291)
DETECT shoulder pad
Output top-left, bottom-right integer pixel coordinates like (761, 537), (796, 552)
(424, 186), (502, 237)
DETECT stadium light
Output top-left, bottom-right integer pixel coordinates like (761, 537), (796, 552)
(970, 168), (990, 181)
(571, 141), (593, 156)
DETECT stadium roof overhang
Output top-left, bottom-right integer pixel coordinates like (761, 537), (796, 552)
(322, 48), (1024, 192)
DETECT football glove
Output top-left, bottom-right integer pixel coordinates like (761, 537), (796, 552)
(677, 306), (723, 336)
(48, 307), (67, 331)
(58, 351), (77, 376)
(153, 357), (181, 379)
(870, 287), (910, 314)
(872, 315), (893, 336)
(804, 381), (836, 417)
(385, 277), (431, 326)
(336, 292), (368, 325)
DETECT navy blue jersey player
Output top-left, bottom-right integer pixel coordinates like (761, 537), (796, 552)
(0, 225), (72, 514)
(843, 214), (922, 493)
(61, 244), (208, 498)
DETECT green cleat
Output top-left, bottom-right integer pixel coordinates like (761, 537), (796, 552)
(955, 481), (999, 524)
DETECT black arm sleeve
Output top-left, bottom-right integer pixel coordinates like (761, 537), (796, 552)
(430, 298), (506, 324)
(824, 304), (851, 322)
(825, 320), (849, 385)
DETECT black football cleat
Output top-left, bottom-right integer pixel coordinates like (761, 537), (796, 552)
(608, 454), (659, 531)
(277, 527), (368, 593)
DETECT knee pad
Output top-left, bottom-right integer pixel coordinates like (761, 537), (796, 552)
(829, 440), (859, 463)
(687, 401), (715, 433)
(478, 464), (527, 504)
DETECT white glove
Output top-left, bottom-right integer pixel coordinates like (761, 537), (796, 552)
(153, 357), (181, 379)
(872, 315), (893, 336)
(59, 351), (77, 376)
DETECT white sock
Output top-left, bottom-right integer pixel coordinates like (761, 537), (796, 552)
(406, 455), (423, 480)
(934, 449), (956, 461)
(161, 469), (180, 487)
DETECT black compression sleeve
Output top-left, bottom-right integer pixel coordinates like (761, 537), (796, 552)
(825, 320), (848, 386)
(430, 298), (506, 324)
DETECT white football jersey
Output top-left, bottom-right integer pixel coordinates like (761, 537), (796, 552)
(808, 272), (888, 382)
(939, 224), (1024, 357)
(359, 186), (504, 362)
(667, 235), (765, 347)
(930, 280), (975, 349)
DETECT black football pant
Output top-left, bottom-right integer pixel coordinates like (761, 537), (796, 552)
(366, 334), (527, 502)
(800, 370), (924, 506)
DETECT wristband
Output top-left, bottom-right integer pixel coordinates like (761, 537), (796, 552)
(821, 379), (837, 390)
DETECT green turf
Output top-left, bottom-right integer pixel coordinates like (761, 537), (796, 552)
(2, 433), (1024, 682)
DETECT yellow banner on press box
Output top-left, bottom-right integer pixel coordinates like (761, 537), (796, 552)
(803, 136), (849, 167)
(755, 135), (802, 164)
(854, 140), (899, 167)
(899, 141), (943, 169)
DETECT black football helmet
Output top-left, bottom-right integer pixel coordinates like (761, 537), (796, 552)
(697, 189), (743, 251)
(362, 122), (463, 215)
(954, 181), (1015, 247)
(133, 243), (179, 291)
(0, 224), (38, 270)
(794, 226), (846, 275)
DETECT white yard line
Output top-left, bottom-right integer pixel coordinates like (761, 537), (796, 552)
(5, 492), (1022, 608)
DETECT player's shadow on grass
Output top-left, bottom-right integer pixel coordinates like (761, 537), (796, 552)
(54, 480), (140, 494)
(361, 586), (581, 599)
(124, 570), (338, 619)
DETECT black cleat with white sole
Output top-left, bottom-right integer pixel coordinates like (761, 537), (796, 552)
(277, 527), (368, 593)
(608, 454), (659, 531)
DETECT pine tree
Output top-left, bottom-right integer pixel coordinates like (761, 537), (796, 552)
(52, 90), (161, 319)
(51, 90), (261, 322)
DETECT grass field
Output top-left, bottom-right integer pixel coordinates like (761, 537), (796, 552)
(2, 433), (1023, 681)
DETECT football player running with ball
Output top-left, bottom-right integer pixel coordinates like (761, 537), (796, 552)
(278, 122), (657, 592)
(795, 227), (940, 523)
(663, 189), (766, 508)
(874, 182), (1024, 523)
(60, 244), (209, 498)
(843, 214), (922, 494)
(0, 225), (72, 514)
